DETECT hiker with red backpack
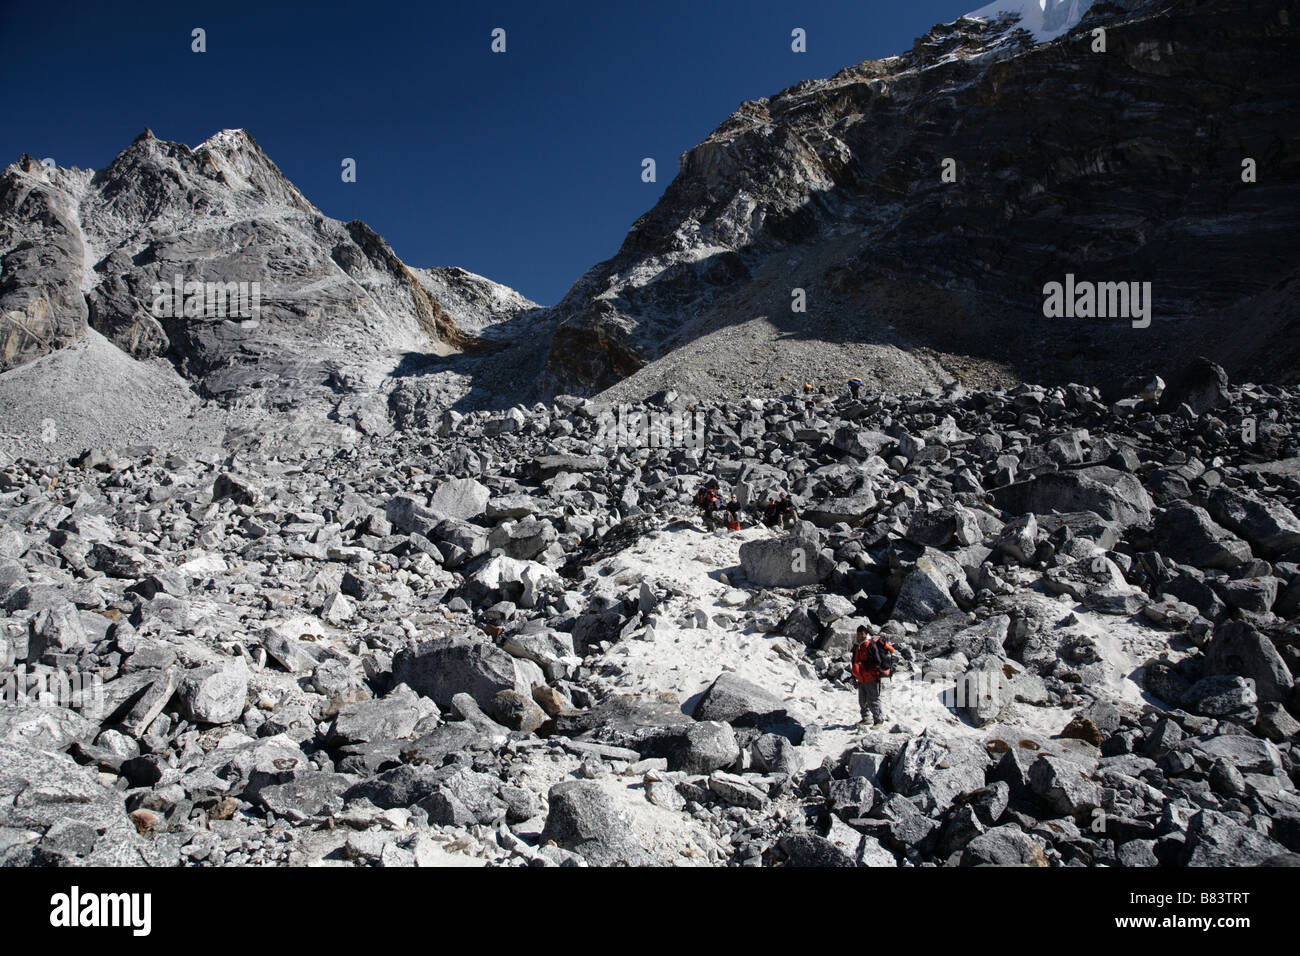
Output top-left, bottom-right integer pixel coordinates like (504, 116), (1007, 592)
(695, 480), (722, 531)
(851, 624), (895, 727)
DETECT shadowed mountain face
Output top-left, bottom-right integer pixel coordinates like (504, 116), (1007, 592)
(540, 0), (1300, 396)
(0, 129), (506, 394)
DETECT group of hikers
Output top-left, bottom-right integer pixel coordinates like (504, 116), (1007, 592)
(691, 377), (894, 729)
(691, 378), (868, 534)
(803, 377), (866, 401)
(693, 479), (897, 725)
(693, 481), (799, 532)
(692, 476), (899, 725)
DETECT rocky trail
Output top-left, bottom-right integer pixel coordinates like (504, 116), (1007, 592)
(2, 357), (1299, 867)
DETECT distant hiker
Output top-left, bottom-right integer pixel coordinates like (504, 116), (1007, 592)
(848, 378), (864, 400)
(802, 382), (813, 396)
(762, 497), (779, 528)
(695, 481), (722, 531)
(725, 494), (742, 531)
(852, 625), (895, 727)
(776, 493), (798, 529)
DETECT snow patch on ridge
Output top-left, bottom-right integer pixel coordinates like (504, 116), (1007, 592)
(964, 0), (1094, 42)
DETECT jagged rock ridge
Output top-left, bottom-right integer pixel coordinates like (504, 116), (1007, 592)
(0, 129), (526, 388)
(539, 0), (1300, 397)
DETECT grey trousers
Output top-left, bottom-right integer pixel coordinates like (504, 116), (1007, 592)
(858, 681), (884, 722)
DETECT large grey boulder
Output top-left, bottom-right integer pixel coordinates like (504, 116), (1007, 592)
(467, 556), (560, 606)
(328, 685), (426, 745)
(0, 706), (98, 751)
(250, 771), (352, 821)
(692, 672), (802, 741)
(502, 628), (578, 681)
(708, 771), (768, 809)
(372, 720), (503, 773)
(949, 615), (1010, 658)
(26, 602), (89, 658)
(0, 743), (154, 866)
(831, 426), (892, 460)
(392, 636), (527, 711)
(418, 766), (508, 827)
(429, 517), (491, 568)
(1027, 755), (1100, 816)
(960, 825), (1049, 867)
(1183, 734), (1284, 776)
(1183, 809), (1290, 866)
(552, 694), (693, 754)
(109, 668), (180, 738)
(1153, 502), (1252, 570)
(992, 467), (1154, 529)
(956, 659), (1011, 727)
(905, 506), (980, 549)
(208, 733), (310, 784)
(871, 793), (940, 852)
(488, 517), (559, 560)
(674, 720), (740, 774)
(773, 833), (856, 867)
(889, 733), (990, 815)
(1182, 675), (1258, 718)
(487, 689), (547, 733)
(1043, 555), (1142, 613)
(893, 549), (969, 623)
(0, 560), (29, 608)
(176, 658), (249, 725)
(385, 494), (443, 537)
(428, 477), (490, 520)
(1206, 487), (1300, 557)
(804, 494), (877, 528)
(1158, 358), (1231, 416)
(540, 780), (653, 866)
(531, 454), (604, 480)
(344, 763), (444, 810)
(739, 533), (834, 588)
(260, 628), (319, 674)
(1203, 621), (1294, 704)
(750, 733), (804, 777)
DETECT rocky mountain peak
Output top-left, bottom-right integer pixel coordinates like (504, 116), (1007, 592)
(538, 0), (1299, 400)
(89, 127), (314, 229)
(0, 126), (546, 419)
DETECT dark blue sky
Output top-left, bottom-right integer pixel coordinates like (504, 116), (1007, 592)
(2, 0), (977, 304)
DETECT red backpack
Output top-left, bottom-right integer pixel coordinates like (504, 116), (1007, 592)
(696, 487), (719, 508)
(852, 638), (893, 682)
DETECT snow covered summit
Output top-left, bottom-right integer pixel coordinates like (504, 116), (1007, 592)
(964, 0), (1094, 42)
